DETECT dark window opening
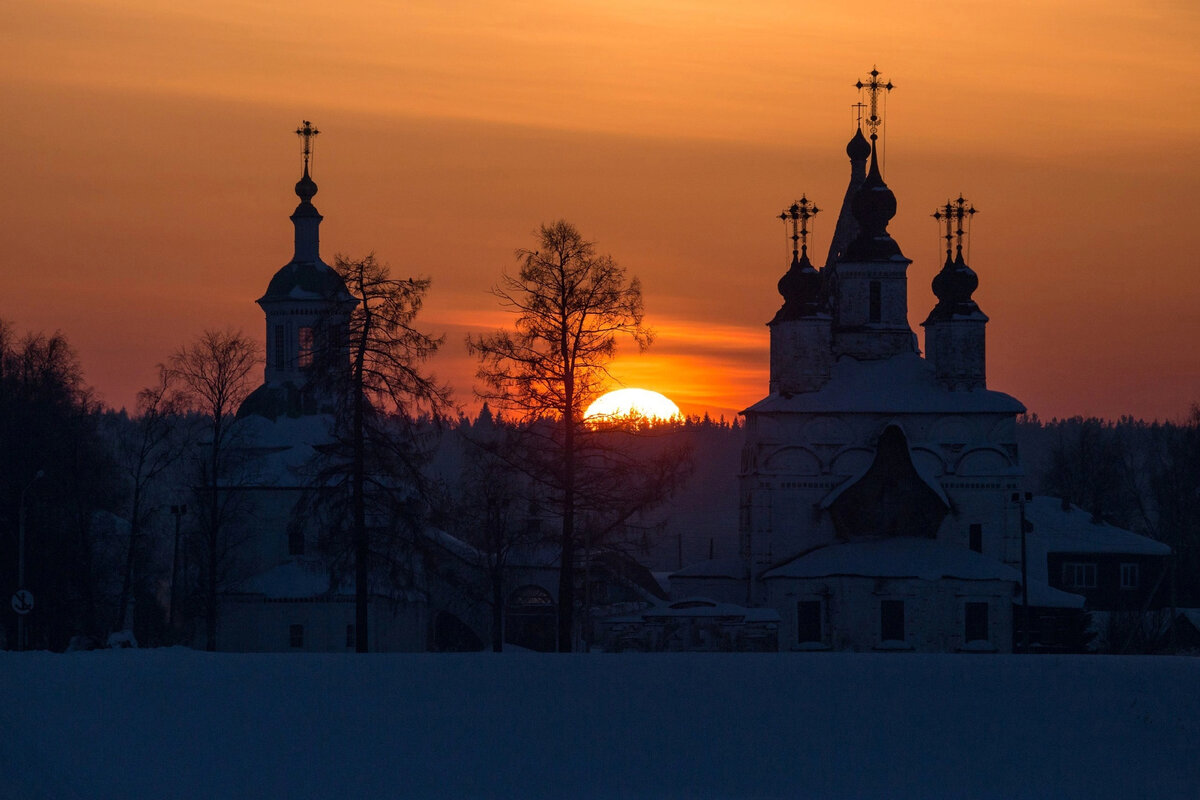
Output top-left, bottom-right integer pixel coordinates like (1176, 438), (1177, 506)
(869, 281), (882, 323)
(797, 600), (822, 644)
(965, 601), (989, 642)
(288, 527), (305, 556)
(346, 624), (355, 648)
(289, 624), (304, 649)
(274, 324), (286, 370)
(881, 600), (905, 641)
(969, 523), (983, 553)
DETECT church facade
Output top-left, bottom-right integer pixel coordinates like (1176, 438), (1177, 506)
(672, 75), (1048, 652)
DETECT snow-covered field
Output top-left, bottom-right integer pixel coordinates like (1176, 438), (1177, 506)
(1, 650), (1197, 799)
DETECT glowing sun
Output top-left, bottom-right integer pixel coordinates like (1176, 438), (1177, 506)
(584, 388), (682, 423)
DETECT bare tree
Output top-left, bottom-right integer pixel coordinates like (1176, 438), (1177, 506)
(167, 329), (259, 651)
(109, 367), (188, 640)
(468, 220), (653, 651)
(306, 254), (450, 652)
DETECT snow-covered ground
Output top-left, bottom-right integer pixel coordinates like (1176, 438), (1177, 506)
(1, 650), (1197, 799)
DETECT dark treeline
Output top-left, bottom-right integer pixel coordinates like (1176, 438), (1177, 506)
(1018, 412), (1200, 607)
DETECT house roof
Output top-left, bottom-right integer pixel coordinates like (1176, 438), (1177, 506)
(1025, 496), (1170, 557)
(742, 352), (1024, 415)
(762, 537), (1022, 583)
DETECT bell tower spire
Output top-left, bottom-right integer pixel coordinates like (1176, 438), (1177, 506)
(923, 195), (988, 390)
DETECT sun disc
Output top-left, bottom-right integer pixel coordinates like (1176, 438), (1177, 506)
(584, 388), (681, 423)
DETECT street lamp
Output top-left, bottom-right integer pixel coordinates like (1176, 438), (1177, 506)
(17, 470), (45, 651)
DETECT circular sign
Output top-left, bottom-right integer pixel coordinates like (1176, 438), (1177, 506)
(11, 590), (34, 615)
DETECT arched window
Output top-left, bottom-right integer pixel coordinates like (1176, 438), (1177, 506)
(505, 585), (556, 652)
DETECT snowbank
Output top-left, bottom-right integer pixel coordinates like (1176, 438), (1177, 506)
(0, 650), (1196, 799)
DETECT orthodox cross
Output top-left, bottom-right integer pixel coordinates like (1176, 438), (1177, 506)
(932, 195), (977, 260)
(295, 120), (320, 171)
(855, 67), (894, 137)
(779, 195), (820, 261)
(851, 101), (867, 128)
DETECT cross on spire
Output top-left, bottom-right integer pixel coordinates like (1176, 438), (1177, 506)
(295, 120), (320, 172)
(779, 196), (820, 260)
(851, 101), (867, 128)
(932, 195), (977, 261)
(855, 67), (894, 137)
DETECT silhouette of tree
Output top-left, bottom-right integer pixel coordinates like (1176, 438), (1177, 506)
(304, 254), (450, 652)
(468, 220), (655, 650)
(168, 329), (259, 651)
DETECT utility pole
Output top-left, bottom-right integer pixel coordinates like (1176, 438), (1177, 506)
(17, 470), (44, 651)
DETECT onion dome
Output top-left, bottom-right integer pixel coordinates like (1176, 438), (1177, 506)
(295, 167), (318, 205)
(773, 250), (823, 321)
(846, 127), (871, 162)
(925, 249), (983, 321)
(845, 137), (903, 261)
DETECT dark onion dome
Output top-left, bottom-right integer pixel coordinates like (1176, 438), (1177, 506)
(295, 167), (318, 204)
(846, 127), (871, 161)
(845, 137), (905, 262)
(260, 260), (352, 303)
(925, 250), (984, 322)
(772, 250), (824, 321)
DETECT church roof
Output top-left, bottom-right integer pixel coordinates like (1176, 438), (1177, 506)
(259, 259), (350, 303)
(743, 352), (1024, 415)
(762, 538), (1021, 583)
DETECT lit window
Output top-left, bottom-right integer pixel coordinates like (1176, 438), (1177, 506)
(289, 624), (304, 649)
(1120, 563), (1139, 590)
(298, 327), (314, 368)
(1062, 562), (1097, 589)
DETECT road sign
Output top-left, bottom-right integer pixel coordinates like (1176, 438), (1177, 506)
(11, 590), (34, 615)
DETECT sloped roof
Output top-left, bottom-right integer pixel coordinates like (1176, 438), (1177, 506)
(762, 537), (1021, 582)
(743, 352), (1024, 415)
(1025, 496), (1170, 557)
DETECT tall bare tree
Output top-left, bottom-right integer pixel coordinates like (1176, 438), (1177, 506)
(168, 329), (259, 651)
(468, 220), (652, 651)
(305, 254), (450, 652)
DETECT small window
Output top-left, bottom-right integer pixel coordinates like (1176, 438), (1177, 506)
(797, 600), (822, 644)
(1062, 562), (1097, 589)
(274, 324), (286, 370)
(868, 281), (882, 323)
(965, 602), (989, 642)
(346, 624), (356, 648)
(289, 624), (304, 649)
(298, 326), (314, 368)
(1120, 563), (1139, 590)
(880, 600), (905, 642)
(288, 527), (305, 556)
(968, 523), (983, 553)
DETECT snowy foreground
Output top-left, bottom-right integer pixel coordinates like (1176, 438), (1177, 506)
(1, 651), (1198, 799)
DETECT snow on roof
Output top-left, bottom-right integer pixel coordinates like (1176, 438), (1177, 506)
(1025, 496), (1170, 557)
(743, 352), (1025, 415)
(233, 561), (346, 599)
(762, 537), (1022, 583)
(1021, 578), (1085, 609)
(670, 558), (749, 580)
(637, 597), (781, 623)
(229, 414), (338, 486)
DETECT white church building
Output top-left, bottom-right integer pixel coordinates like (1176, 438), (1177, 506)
(669, 71), (1138, 653)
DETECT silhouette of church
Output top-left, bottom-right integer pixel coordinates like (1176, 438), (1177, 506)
(666, 70), (1167, 652)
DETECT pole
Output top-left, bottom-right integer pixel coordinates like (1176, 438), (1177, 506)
(1014, 491), (1032, 653)
(17, 471), (44, 652)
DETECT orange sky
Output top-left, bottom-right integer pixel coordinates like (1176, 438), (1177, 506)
(3, 1), (1199, 420)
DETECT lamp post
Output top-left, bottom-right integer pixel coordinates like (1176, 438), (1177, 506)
(168, 504), (187, 633)
(17, 470), (45, 651)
